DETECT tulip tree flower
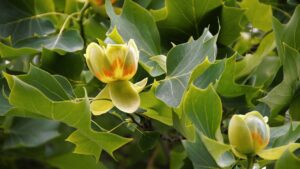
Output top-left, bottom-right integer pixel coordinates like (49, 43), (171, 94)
(228, 111), (300, 169)
(228, 111), (270, 156)
(84, 39), (147, 114)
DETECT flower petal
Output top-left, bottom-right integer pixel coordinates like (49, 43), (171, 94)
(105, 44), (129, 79)
(108, 80), (140, 113)
(244, 111), (270, 153)
(228, 115), (254, 154)
(121, 40), (139, 80)
(85, 43), (112, 83)
(133, 78), (148, 93)
(90, 86), (113, 115)
(128, 39), (139, 63)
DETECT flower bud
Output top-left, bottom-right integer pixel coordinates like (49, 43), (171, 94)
(84, 39), (139, 83)
(228, 111), (270, 155)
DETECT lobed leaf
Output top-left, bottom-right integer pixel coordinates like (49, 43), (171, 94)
(3, 66), (131, 160)
(155, 28), (218, 107)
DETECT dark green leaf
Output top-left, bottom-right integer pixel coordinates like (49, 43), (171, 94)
(40, 49), (84, 80)
(0, 30), (84, 58)
(193, 60), (225, 89)
(217, 54), (257, 98)
(14, 30), (84, 53)
(290, 92), (300, 121)
(3, 117), (60, 149)
(218, 6), (245, 45)
(153, 0), (244, 46)
(273, 5), (300, 61)
(260, 45), (300, 117)
(138, 131), (160, 152)
(153, 0), (221, 45)
(182, 135), (219, 169)
(0, 90), (11, 115)
(0, 0), (55, 43)
(272, 123), (300, 147)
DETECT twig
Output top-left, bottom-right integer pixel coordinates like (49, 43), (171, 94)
(5, 12), (67, 25)
(107, 121), (127, 133)
(51, 12), (80, 48)
(146, 146), (160, 169)
(78, 0), (90, 48)
(91, 120), (107, 131)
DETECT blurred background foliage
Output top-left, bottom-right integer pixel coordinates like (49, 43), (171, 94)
(0, 0), (300, 168)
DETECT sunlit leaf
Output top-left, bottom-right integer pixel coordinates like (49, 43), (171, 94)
(140, 82), (172, 126)
(183, 85), (222, 139)
(240, 0), (273, 32)
(275, 144), (300, 169)
(3, 66), (131, 160)
(47, 153), (107, 169)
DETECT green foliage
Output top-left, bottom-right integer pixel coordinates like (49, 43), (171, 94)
(138, 131), (160, 152)
(275, 145), (300, 169)
(184, 85), (222, 139)
(4, 66), (131, 160)
(1, 0), (300, 168)
(261, 45), (300, 117)
(47, 153), (107, 169)
(2, 117), (60, 149)
(0, 0), (56, 42)
(155, 28), (218, 107)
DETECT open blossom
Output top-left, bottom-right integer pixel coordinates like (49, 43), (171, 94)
(228, 111), (270, 155)
(85, 39), (139, 83)
(85, 39), (146, 114)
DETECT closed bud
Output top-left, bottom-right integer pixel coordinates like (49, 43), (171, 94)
(84, 39), (139, 83)
(228, 111), (270, 155)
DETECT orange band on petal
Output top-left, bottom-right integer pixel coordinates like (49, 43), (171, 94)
(118, 58), (124, 67)
(95, 72), (102, 81)
(251, 132), (264, 145)
(103, 68), (114, 77)
(111, 58), (124, 71)
(85, 40), (139, 83)
(123, 65), (135, 76)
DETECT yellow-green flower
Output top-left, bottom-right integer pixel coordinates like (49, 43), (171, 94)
(84, 39), (146, 114)
(228, 111), (270, 156)
(85, 39), (139, 83)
